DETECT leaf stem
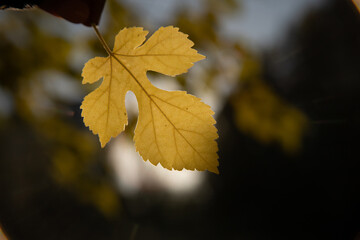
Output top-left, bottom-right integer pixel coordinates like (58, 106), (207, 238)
(92, 24), (112, 55)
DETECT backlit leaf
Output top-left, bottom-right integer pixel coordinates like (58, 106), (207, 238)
(81, 26), (219, 173)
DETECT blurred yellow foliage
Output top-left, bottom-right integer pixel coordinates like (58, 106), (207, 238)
(233, 49), (307, 153)
(44, 120), (120, 217)
(52, 148), (120, 217)
(233, 81), (307, 153)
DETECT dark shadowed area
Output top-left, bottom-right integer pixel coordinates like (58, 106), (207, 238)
(1, 0), (360, 239)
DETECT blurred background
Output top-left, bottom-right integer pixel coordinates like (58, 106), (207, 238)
(1, 0), (360, 239)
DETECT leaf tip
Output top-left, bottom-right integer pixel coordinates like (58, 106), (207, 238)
(212, 168), (220, 174)
(197, 53), (206, 61)
(100, 140), (107, 148)
(99, 134), (111, 148)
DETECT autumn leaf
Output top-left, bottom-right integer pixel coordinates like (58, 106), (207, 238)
(81, 26), (219, 173)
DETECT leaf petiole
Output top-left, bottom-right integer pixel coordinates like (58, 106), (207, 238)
(91, 24), (112, 55)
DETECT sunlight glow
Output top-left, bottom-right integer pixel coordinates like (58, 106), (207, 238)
(108, 135), (206, 197)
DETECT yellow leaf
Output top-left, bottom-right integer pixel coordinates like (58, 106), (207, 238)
(81, 26), (219, 173)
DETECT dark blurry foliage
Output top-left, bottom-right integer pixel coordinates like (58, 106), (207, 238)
(0, 0), (106, 26)
(0, 1), (122, 237)
(216, 1), (360, 239)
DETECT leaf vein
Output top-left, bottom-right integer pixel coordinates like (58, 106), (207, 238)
(150, 95), (206, 122)
(149, 100), (166, 162)
(173, 128), (186, 167)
